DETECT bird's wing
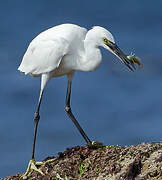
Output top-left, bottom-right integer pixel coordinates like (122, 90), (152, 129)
(18, 38), (69, 76)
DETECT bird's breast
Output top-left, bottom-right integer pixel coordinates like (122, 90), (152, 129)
(50, 54), (76, 77)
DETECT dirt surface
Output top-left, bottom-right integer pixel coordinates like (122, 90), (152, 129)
(2, 142), (162, 180)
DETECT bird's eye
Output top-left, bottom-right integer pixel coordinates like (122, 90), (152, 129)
(103, 38), (110, 45)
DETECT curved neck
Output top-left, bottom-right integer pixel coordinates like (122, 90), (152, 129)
(77, 35), (102, 72)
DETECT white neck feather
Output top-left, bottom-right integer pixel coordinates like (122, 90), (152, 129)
(77, 35), (102, 72)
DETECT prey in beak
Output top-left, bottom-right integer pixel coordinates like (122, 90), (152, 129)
(103, 38), (141, 71)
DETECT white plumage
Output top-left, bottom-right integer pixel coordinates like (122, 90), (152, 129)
(19, 24), (83, 76)
(18, 24), (117, 78)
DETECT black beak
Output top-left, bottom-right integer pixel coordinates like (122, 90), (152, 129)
(108, 43), (136, 71)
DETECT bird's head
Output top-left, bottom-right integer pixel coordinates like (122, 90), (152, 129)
(88, 26), (141, 71)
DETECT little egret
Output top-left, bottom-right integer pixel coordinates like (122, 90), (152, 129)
(18, 23), (141, 177)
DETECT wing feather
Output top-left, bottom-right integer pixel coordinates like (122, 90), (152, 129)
(18, 38), (69, 76)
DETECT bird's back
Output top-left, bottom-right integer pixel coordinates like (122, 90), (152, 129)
(18, 24), (87, 76)
(35, 24), (87, 43)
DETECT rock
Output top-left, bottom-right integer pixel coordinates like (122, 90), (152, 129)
(2, 142), (162, 180)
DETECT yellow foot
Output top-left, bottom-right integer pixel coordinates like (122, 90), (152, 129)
(45, 158), (55, 164)
(87, 141), (107, 149)
(20, 159), (45, 179)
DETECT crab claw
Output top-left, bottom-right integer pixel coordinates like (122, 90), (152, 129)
(127, 53), (142, 68)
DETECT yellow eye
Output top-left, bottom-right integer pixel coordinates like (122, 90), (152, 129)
(103, 38), (109, 44)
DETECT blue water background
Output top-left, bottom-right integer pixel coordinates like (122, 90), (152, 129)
(0, 0), (162, 178)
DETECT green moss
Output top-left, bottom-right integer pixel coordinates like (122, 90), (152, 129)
(78, 161), (87, 175)
(95, 167), (101, 174)
(88, 159), (93, 167)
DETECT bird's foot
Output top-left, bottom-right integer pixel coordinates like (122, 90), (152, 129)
(87, 141), (106, 149)
(20, 159), (45, 179)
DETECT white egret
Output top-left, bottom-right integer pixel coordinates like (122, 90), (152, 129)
(18, 23), (141, 177)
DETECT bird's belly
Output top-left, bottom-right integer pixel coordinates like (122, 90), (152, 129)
(50, 62), (73, 78)
(50, 67), (72, 77)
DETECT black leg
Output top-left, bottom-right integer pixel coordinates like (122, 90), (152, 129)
(31, 73), (51, 160)
(20, 74), (51, 178)
(65, 79), (92, 145)
(31, 90), (44, 160)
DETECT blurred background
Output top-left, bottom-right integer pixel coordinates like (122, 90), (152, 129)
(0, 0), (162, 178)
